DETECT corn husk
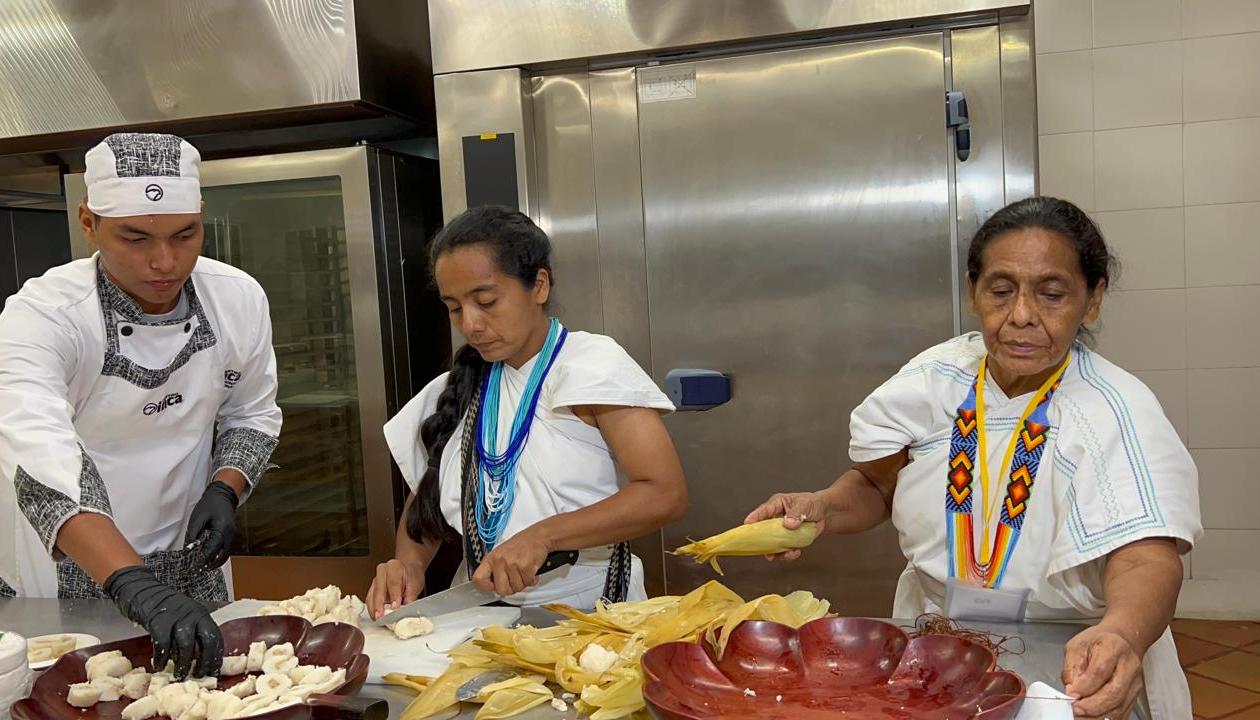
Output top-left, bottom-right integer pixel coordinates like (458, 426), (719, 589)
(705, 591), (832, 657)
(474, 677), (552, 720)
(576, 666), (646, 720)
(383, 673), (432, 694)
(394, 580), (828, 720)
(398, 665), (485, 720)
(672, 519), (819, 574)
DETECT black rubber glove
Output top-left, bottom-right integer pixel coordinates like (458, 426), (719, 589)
(184, 480), (239, 570)
(103, 565), (223, 678)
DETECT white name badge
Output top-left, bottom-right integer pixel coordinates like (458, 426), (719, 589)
(944, 578), (1030, 622)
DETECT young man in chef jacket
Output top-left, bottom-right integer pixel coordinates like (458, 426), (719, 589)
(0, 133), (282, 677)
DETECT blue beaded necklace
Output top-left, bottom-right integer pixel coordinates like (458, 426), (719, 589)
(474, 318), (569, 550)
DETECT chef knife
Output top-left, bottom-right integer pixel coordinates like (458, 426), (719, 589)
(375, 549), (579, 626)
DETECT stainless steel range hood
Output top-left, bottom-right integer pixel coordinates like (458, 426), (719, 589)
(0, 0), (433, 155)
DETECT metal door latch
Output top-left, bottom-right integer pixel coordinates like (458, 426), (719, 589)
(946, 90), (971, 162)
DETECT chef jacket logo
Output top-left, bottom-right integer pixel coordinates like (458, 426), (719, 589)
(143, 393), (183, 416)
(144, 183), (164, 201)
(224, 370), (241, 389)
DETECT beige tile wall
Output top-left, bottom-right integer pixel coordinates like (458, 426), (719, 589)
(1034, 0), (1260, 617)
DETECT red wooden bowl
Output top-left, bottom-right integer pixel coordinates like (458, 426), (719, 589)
(11, 617), (378, 720)
(641, 618), (1025, 720)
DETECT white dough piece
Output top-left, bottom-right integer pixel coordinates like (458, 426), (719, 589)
(67, 682), (102, 708)
(292, 666), (331, 687)
(316, 586), (342, 614)
(146, 673), (173, 695)
(238, 694), (278, 717)
(121, 695), (161, 720)
(389, 616), (434, 640)
(203, 691), (246, 720)
(157, 683), (197, 718)
(92, 676), (125, 702)
(578, 643), (618, 675)
(256, 673), (294, 695)
(254, 586), (365, 627)
(177, 697), (208, 720)
(219, 655), (248, 676)
(86, 650), (133, 680)
(122, 669), (151, 700)
(225, 676), (256, 699)
(191, 676), (219, 690)
(245, 642), (267, 672)
(345, 595), (365, 618)
(262, 643), (294, 661)
(261, 655), (299, 676)
(304, 668), (345, 696)
(279, 687), (314, 702)
(332, 606), (360, 627)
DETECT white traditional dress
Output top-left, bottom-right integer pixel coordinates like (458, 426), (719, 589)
(849, 332), (1201, 720)
(384, 330), (675, 608)
(0, 256), (282, 600)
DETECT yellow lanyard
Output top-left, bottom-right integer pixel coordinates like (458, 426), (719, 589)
(974, 352), (1071, 564)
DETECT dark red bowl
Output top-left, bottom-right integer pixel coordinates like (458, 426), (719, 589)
(641, 618), (1025, 720)
(11, 617), (374, 720)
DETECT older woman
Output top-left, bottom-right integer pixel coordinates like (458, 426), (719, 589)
(747, 197), (1200, 720)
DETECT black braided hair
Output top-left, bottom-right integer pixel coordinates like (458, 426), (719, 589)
(967, 196), (1118, 344)
(968, 196), (1117, 292)
(405, 206), (554, 544)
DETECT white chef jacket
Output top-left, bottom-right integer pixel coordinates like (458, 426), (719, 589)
(0, 255), (282, 599)
(849, 333), (1202, 720)
(384, 331), (675, 608)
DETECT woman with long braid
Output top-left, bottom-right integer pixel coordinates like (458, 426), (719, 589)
(367, 206), (687, 613)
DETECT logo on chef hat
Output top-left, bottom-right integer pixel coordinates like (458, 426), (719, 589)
(145, 183), (164, 202)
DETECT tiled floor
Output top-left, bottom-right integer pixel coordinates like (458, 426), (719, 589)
(1176, 619), (1260, 718)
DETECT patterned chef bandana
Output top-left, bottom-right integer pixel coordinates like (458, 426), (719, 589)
(84, 132), (201, 217)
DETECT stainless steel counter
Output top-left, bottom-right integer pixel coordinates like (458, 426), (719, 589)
(1, 600), (1083, 719)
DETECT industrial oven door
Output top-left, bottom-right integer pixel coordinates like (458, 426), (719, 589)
(637, 32), (956, 615)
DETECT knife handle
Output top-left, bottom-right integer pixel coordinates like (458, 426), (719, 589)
(537, 550), (579, 575)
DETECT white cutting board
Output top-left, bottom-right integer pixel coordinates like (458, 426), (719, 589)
(212, 600), (521, 684)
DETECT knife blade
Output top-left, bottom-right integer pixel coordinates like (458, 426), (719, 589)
(375, 549), (579, 626)
(455, 669), (518, 702)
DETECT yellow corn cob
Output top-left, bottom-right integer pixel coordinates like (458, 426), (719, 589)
(672, 519), (819, 574)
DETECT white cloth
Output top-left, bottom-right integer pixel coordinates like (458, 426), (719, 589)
(1014, 682), (1075, 720)
(0, 256), (281, 596)
(850, 333), (1201, 720)
(384, 331), (675, 607)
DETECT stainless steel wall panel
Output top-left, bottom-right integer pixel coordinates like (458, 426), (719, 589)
(1000, 12), (1037, 202)
(530, 74), (604, 334)
(434, 69), (534, 222)
(588, 67), (663, 595)
(588, 69), (654, 373)
(429, 0), (1030, 73)
(636, 35), (955, 613)
(950, 25), (1007, 333)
